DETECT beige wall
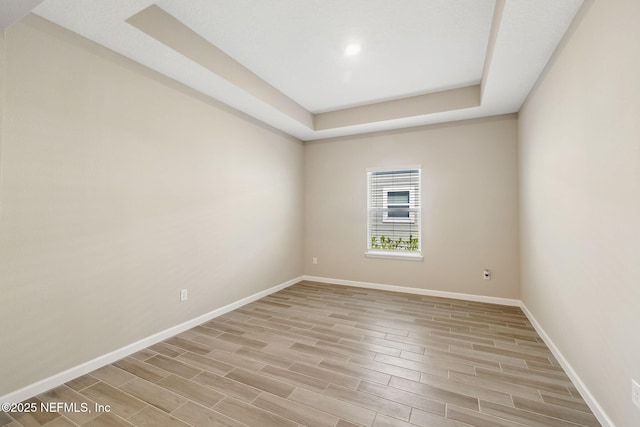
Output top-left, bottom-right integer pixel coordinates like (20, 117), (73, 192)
(304, 115), (520, 299)
(519, 0), (640, 425)
(0, 29), (5, 194)
(0, 16), (303, 396)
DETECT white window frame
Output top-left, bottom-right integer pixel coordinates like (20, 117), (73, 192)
(366, 166), (423, 261)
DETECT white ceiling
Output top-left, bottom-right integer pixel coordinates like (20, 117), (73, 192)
(157, 0), (495, 113)
(7, 0), (584, 140)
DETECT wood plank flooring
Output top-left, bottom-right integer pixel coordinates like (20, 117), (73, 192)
(1, 281), (601, 426)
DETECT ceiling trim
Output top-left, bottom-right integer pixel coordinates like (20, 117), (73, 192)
(0, 0), (46, 29)
(480, 0), (506, 101)
(315, 85), (480, 130)
(128, 4), (484, 134)
(28, 0), (585, 141)
(127, 5), (313, 129)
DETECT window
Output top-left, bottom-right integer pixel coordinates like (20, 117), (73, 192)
(383, 187), (415, 223)
(367, 167), (422, 260)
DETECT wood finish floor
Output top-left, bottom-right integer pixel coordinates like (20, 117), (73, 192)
(2, 281), (601, 427)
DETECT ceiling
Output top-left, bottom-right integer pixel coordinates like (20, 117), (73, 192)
(3, 0), (584, 141)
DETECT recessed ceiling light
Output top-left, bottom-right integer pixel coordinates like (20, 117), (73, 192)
(344, 42), (362, 57)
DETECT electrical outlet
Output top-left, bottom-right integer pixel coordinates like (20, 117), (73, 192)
(633, 379), (640, 408)
(312, 257), (318, 265)
(180, 289), (188, 302)
(483, 269), (491, 280)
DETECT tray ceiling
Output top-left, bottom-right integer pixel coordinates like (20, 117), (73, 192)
(3, 0), (584, 140)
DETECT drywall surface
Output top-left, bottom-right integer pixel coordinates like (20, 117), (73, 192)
(304, 115), (520, 299)
(0, 16), (303, 395)
(0, 28), (5, 210)
(519, 0), (640, 425)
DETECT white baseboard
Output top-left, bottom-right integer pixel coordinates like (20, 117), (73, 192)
(520, 303), (615, 427)
(302, 275), (521, 307)
(0, 276), (303, 405)
(3, 274), (613, 427)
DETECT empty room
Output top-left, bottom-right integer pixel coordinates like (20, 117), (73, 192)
(0, 0), (638, 426)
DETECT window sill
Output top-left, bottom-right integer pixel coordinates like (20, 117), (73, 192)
(364, 251), (424, 261)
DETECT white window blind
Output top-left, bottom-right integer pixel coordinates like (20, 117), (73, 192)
(367, 168), (421, 256)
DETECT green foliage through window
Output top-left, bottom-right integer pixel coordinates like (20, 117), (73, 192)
(370, 235), (419, 251)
